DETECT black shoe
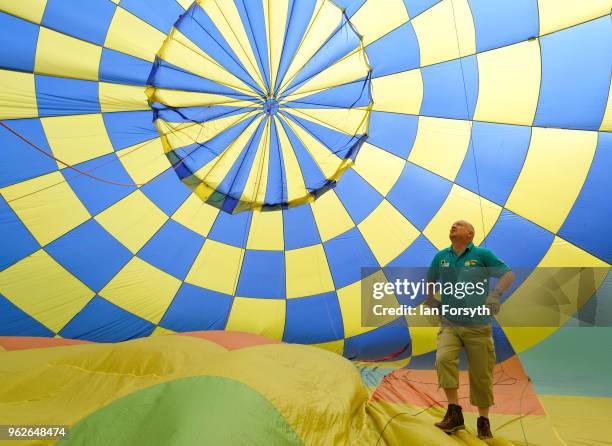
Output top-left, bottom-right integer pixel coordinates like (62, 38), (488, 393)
(434, 404), (465, 433)
(477, 416), (493, 440)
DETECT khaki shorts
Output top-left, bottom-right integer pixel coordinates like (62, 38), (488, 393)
(435, 324), (495, 407)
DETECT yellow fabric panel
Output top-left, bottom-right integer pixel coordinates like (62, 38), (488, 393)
(371, 69), (423, 114)
(408, 116), (471, 181)
(149, 88), (258, 109)
(175, 0), (192, 10)
(539, 236), (609, 267)
(285, 50), (370, 99)
(274, 117), (309, 203)
(94, 190), (167, 253)
(117, 138), (170, 184)
(358, 200), (419, 266)
(35, 27), (102, 81)
(41, 114), (114, 167)
(0, 0), (46, 24)
(311, 339), (344, 354)
(185, 239), (243, 295)
(278, 0), (343, 95)
(100, 257), (181, 324)
(351, 0), (409, 45)
(600, 79), (612, 131)
(0, 172), (91, 246)
(0, 250), (94, 333)
(280, 115), (346, 180)
(192, 117), (262, 189)
(171, 196), (219, 237)
(423, 184), (501, 249)
(99, 82), (148, 112)
(247, 210), (284, 251)
(104, 7), (166, 62)
(506, 128), (598, 233)
(337, 279), (376, 337)
(353, 142), (405, 196)
(197, 0), (267, 92)
(0, 69), (37, 119)
(408, 326), (439, 356)
(285, 244), (335, 298)
(538, 0), (611, 35)
(151, 325), (176, 335)
(284, 107), (369, 136)
(474, 40), (541, 126)
(158, 29), (255, 95)
(157, 111), (257, 149)
(239, 119), (271, 207)
(411, 0), (476, 67)
(226, 297), (286, 340)
(262, 0), (289, 92)
(310, 190), (354, 242)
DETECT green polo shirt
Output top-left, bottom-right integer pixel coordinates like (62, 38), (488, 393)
(427, 242), (511, 325)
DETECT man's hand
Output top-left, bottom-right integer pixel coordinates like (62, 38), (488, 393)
(484, 289), (502, 315)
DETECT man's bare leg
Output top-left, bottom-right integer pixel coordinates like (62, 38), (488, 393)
(444, 387), (458, 405)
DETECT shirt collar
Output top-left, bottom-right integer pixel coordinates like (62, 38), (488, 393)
(447, 242), (475, 254)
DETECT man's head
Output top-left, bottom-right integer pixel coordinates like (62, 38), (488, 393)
(449, 220), (475, 244)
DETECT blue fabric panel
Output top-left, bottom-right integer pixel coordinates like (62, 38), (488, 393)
(0, 118), (57, 188)
(234, 0), (271, 91)
(42, 0), (116, 45)
(283, 204), (321, 249)
(0, 294), (54, 336)
(333, 0), (367, 17)
(283, 79), (371, 108)
(63, 153), (136, 216)
(284, 292), (344, 343)
(492, 320), (516, 363)
(149, 59), (256, 98)
(141, 169), (191, 216)
(420, 56), (478, 119)
(534, 17), (611, 131)
(35, 75), (100, 117)
(455, 122), (531, 205)
(277, 117), (328, 191)
(284, 20), (360, 94)
(0, 12), (39, 72)
(324, 227), (379, 288)
(99, 48), (153, 85)
(102, 111), (157, 151)
(0, 196), (39, 270)
(366, 22), (419, 77)
(45, 219), (132, 292)
(118, 0), (183, 34)
(469, 0), (538, 52)
(559, 133), (612, 263)
(160, 283), (233, 331)
(138, 220), (204, 280)
(220, 119), (267, 200)
(402, 0), (440, 18)
(387, 162), (452, 230)
(283, 113), (363, 160)
(334, 169), (382, 224)
(367, 112), (418, 159)
(274, 0), (318, 93)
(178, 4), (262, 95)
(264, 119), (287, 205)
(173, 115), (259, 176)
(208, 209), (252, 247)
(236, 250), (286, 298)
(59, 296), (155, 342)
(344, 317), (411, 360)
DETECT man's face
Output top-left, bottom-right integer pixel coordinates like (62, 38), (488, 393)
(449, 220), (474, 243)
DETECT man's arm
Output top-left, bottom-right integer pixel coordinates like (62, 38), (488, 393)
(424, 254), (441, 309)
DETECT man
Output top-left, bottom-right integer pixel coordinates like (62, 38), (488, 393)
(425, 220), (515, 440)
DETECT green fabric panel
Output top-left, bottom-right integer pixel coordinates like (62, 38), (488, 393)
(63, 376), (305, 446)
(519, 327), (612, 397)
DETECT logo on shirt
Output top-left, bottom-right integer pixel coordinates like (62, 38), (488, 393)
(464, 259), (479, 267)
(440, 259), (450, 268)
